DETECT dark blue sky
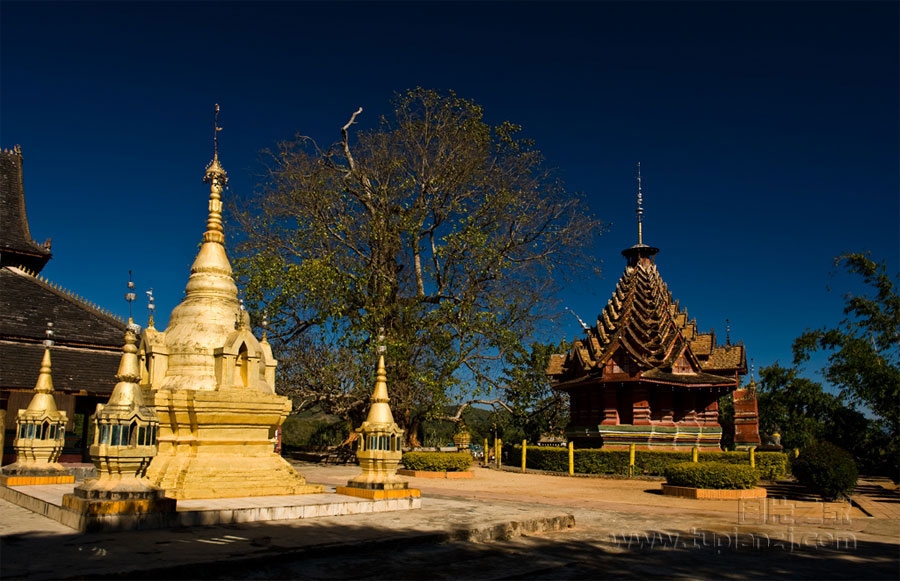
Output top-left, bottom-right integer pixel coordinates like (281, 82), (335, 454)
(2, 1), (898, 382)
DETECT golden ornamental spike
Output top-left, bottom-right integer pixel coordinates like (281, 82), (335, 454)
(203, 104), (227, 245)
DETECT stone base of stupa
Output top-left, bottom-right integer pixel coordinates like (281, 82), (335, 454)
(337, 471), (419, 500)
(62, 477), (177, 525)
(148, 453), (324, 500)
(145, 388), (324, 500)
(0, 462), (74, 486)
(337, 480), (421, 500)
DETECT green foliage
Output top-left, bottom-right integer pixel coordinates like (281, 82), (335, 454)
(498, 341), (570, 444)
(280, 415), (349, 449)
(793, 253), (899, 448)
(514, 447), (788, 479)
(664, 462), (760, 490)
(792, 441), (859, 500)
(757, 364), (844, 451)
(401, 451), (473, 472)
(233, 88), (602, 446)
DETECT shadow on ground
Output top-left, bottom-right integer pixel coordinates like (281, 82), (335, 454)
(7, 519), (889, 581)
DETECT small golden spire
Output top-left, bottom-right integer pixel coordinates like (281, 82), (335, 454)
(203, 104), (228, 245)
(33, 322), (55, 396)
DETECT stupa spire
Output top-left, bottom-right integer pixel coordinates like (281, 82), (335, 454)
(203, 104), (227, 245)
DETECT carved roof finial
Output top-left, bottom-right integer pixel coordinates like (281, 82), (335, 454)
(636, 162), (644, 246)
(621, 163), (659, 266)
(203, 104), (227, 245)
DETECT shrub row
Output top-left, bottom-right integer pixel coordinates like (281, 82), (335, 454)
(512, 446), (788, 480)
(664, 462), (760, 490)
(792, 442), (859, 501)
(402, 451), (473, 472)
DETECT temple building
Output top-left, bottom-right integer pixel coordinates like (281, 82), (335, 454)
(0, 147), (127, 464)
(547, 168), (754, 450)
(137, 106), (322, 499)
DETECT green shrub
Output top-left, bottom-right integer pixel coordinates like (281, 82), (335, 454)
(516, 446), (789, 479)
(664, 462), (760, 489)
(402, 451), (473, 472)
(792, 442), (858, 501)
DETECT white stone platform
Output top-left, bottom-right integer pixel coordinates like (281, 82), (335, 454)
(0, 482), (420, 532)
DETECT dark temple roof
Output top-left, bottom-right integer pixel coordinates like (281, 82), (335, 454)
(0, 266), (128, 395)
(0, 149), (52, 273)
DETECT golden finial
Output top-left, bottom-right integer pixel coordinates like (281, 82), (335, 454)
(125, 271), (136, 320)
(203, 104), (227, 245)
(146, 288), (155, 328)
(35, 322), (55, 394)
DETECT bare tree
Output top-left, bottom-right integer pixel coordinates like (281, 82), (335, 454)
(234, 88), (602, 445)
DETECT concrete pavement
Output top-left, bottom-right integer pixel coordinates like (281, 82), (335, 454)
(1, 462), (897, 580)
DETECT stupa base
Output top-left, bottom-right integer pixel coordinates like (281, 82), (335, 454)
(147, 453), (325, 500)
(336, 485), (421, 500)
(0, 463), (74, 486)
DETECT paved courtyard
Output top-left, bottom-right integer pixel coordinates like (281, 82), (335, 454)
(1, 461), (897, 579)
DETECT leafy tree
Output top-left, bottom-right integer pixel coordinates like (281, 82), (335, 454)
(498, 340), (570, 443)
(756, 363), (842, 451)
(793, 253), (900, 446)
(233, 88), (602, 445)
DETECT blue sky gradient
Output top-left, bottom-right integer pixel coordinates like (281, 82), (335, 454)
(2, 1), (897, 384)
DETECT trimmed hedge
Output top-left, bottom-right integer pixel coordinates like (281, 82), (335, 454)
(512, 446), (789, 480)
(792, 442), (858, 501)
(664, 462), (760, 490)
(402, 451), (473, 472)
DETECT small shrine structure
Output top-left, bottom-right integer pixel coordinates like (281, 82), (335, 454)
(62, 311), (175, 524)
(548, 167), (757, 450)
(337, 353), (419, 500)
(0, 322), (74, 485)
(138, 106), (322, 499)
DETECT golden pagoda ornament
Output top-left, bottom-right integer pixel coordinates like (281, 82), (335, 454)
(0, 323), (74, 486)
(61, 276), (176, 526)
(337, 353), (419, 500)
(138, 105), (322, 499)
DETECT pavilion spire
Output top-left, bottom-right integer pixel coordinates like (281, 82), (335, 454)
(636, 161), (644, 246)
(621, 163), (659, 266)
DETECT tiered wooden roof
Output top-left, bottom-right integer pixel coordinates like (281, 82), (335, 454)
(549, 246), (745, 390)
(0, 148), (51, 273)
(0, 147), (127, 398)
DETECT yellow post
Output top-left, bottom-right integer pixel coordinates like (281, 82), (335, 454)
(629, 443), (635, 478)
(749, 446), (756, 468)
(793, 448), (800, 458)
(692, 446), (699, 463)
(521, 440), (527, 473)
(493, 436), (499, 469)
(568, 441), (574, 475)
(484, 438), (489, 466)
(497, 438), (502, 469)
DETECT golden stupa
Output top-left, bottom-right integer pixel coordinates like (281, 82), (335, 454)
(337, 353), (418, 500)
(139, 106), (322, 499)
(0, 323), (73, 486)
